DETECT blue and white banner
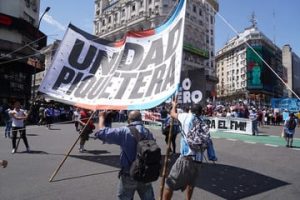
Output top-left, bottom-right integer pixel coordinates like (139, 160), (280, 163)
(39, 0), (186, 110)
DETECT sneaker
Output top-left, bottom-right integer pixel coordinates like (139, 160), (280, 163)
(79, 148), (86, 153)
(209, 157), (218, 162)
(26, 147), (31, 153)
(12, 148), (16, 154)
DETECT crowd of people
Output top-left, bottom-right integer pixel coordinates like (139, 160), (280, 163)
(1, 99), (299, 200)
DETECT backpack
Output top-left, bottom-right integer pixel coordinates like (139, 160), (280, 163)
(184, 116), (211, 152)
(128, 126), (161, 183)
(287, 118), (297, 130)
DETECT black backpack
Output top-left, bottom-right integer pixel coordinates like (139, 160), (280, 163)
(287, 118), (297, 130)
(128, 126), (161, 183)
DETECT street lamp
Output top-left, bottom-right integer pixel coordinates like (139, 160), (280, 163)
(32, 6), (50, 100)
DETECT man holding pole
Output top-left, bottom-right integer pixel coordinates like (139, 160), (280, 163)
(163, 101), (203, 200)
(94, 110), (155, 200)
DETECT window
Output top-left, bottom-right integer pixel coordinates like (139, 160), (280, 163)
(23, 12), (35, 24)
(193, 5), (196, 13)
(132, 5), (136, 12)
(108, 16), (111, 23)
(102, 19), (105, 26)
(25, 0), (30, 7)
(199, 9), (202, 16)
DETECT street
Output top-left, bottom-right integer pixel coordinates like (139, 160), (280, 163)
(0, 122), (300, 200)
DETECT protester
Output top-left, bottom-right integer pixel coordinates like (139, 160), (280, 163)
(38, 104), (45, 126)
(0, 160), (8, 168)
(94, 110), (155, 200)
(44, 106), (53, 129)
(3, 105), (12, 138)
(249, 108), (259, 135)
(78, 109), (95, 152)
(283, 113), (298, 148)
(118, 110), (126, 122)
(104, 110), (117, 127)
(163, 102), (204, 200)
(73, 107), (80, 132)
(10, 101), (30, 154)
(162, 114), (180, 154)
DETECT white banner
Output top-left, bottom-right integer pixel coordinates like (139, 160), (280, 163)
(39, 0), (186, 110)
(205, 117), (253, 135)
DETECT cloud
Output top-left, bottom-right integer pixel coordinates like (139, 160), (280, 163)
(43, 13), (66, 32)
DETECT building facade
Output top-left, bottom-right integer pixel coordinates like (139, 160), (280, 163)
(94, 0), (219, 104)
(0, 0), (47, 107)
(34, 40), (60, 99)
(215, 24), (285, 104)
(282, 44), (300, 98)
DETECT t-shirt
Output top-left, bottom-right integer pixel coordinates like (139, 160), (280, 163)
(73, 110), (80, 121)
(178, 112), (202, 161)
(10, 109), (27, 127)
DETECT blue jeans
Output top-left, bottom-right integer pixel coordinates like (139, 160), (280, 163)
(207, 139), (217, 161)
(117, 174), (155, 200)
(4, 120), (12, 137)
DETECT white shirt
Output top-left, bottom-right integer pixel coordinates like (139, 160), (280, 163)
(73, 110), (80, 121)
(10, 109), (27, 127)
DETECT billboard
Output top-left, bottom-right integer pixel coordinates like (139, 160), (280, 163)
(246, 46), (277, 92)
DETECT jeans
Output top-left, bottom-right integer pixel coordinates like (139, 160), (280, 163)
(12, 127), (29, 149)
(4, 120), (12, 137)
(252, 120), (259, 135)
(117, 174), (155, 200)
(206, 139), (217, 161)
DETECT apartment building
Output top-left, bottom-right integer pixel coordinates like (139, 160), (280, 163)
(282, 44), (300, 98)
(0, 0), (47, 106)
(216, 24), (284, 103)
(94, 0), (219, 103)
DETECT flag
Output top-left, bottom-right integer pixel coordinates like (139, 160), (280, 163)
(39, 0), (186, 110)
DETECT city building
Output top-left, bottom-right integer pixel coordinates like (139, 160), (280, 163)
(93, 0), (219, 104)
(282, 44), (300, 98)
(34, 40), (61, 100)
(215, 19), (285, 104)
(0, 0), (47, 107)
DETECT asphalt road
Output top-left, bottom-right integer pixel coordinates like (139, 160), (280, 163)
(0, 122), (299, 200)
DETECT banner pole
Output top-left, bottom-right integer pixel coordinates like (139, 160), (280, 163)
(159, 95), (176, 200)
(49, 111), (96, 182)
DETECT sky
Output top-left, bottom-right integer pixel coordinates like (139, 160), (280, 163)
(40, 0), (300, 55)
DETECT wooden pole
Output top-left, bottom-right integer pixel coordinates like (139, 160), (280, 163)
(49, 111), (95, 182)
(15, 136), (22, 152)
(159, 97), (177, 200)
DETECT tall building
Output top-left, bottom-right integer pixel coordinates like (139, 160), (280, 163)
(94, 0), (219, 104)
(34, 40), (61, 99)
(0, 0), (47, 106)
(215, 22), (285, 103)
(282, 44), (300, 98)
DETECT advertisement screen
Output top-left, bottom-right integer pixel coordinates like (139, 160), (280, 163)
(246, 46), (276, 92)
